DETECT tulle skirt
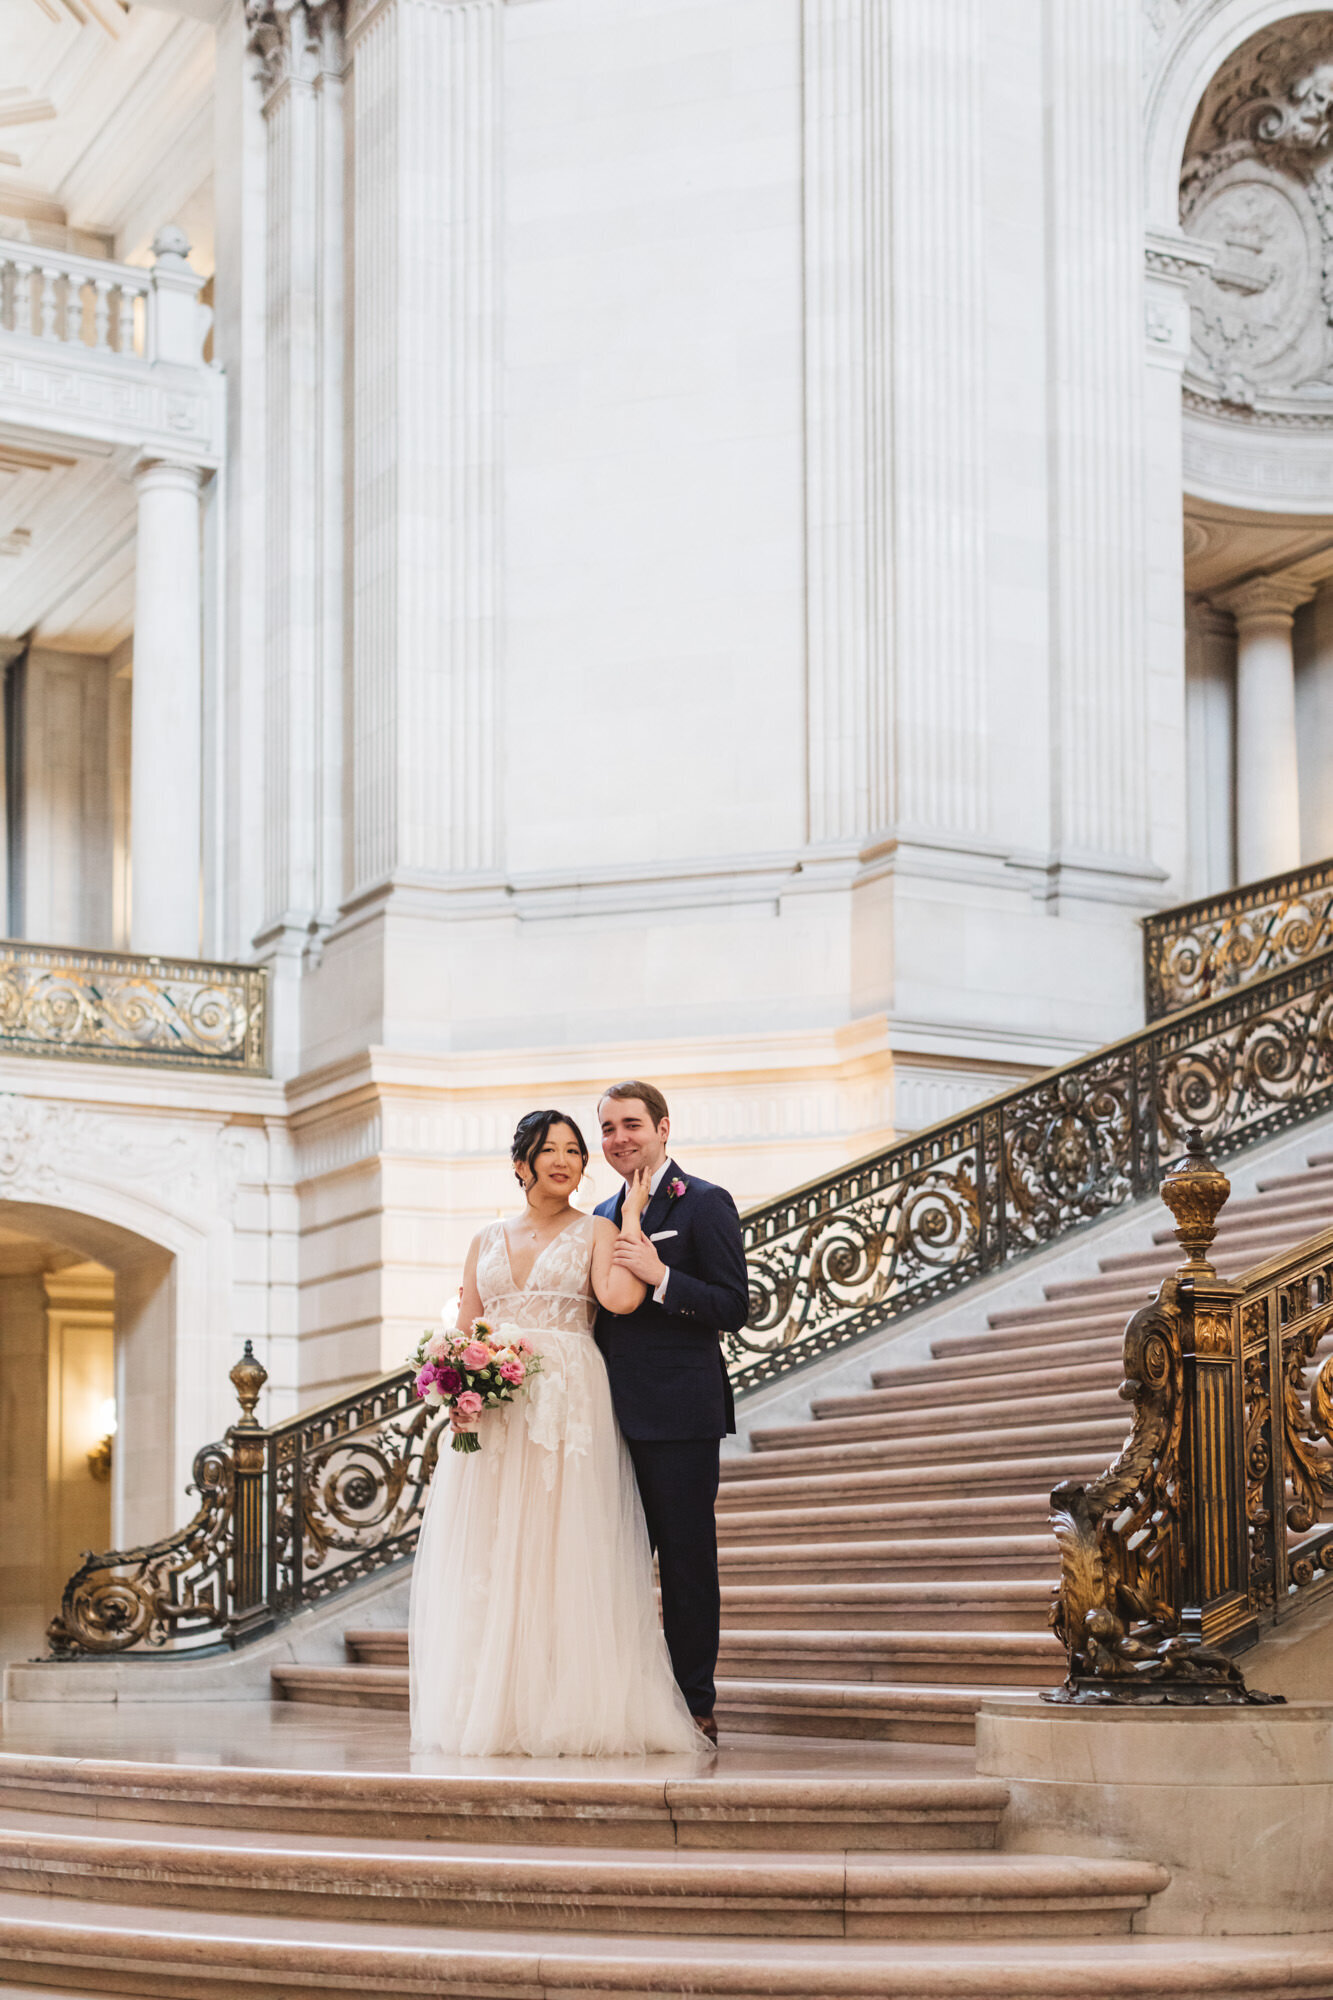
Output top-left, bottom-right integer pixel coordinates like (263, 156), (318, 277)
(408, 1321), (704, 1757)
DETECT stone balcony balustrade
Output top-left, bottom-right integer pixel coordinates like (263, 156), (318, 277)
(0, 225), (222, 465)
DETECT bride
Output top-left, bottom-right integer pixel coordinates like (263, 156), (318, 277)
(409, 1107), (706, 1757)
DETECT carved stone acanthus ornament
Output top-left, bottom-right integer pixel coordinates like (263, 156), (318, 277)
(1180, 15), (1333, 415)
(246, 0), (344, 104)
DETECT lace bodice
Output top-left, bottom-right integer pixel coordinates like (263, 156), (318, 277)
(476, 1213), (597, 1335)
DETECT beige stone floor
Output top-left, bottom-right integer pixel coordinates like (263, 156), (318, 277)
(0, 1699), (976, 1780)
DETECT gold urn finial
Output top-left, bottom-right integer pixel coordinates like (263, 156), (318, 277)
(229, 1340), (268, 1428)
(1160, 1127), (1230, 1276)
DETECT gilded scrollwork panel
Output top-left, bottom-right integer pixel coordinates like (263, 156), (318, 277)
(0, 944), (266, 1074)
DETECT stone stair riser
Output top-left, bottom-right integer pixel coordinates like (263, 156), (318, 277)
(0, 1831), (1166, 1942)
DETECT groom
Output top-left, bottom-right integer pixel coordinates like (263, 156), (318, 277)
(594, 1080), (750, 1745)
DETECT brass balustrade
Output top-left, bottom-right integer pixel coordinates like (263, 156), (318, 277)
(41, 940), (1333, 1660)
(46, 1343), (437, 1657)
(1047, 1132), (1333, 1704)
(0, 942), (267, 1074)
(732, 948), (1333, 1394)
(1143, 856), (1333, 1020)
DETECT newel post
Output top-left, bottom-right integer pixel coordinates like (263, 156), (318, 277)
(226, 1341), (271, 1641)
(1160, 1132), (1260, 1654)
(1160, 1136), (1256, 1648)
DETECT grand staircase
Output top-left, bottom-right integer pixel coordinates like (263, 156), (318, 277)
(5, 868), (1333, 1993)
(1, 1139), (1332, 1992)
(267, 1137), (1333, 1740)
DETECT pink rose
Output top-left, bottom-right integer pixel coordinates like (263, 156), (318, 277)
(436, 1365), (462, 1396)
(455, 1390), (483, 1418)
(498, 1358), (524, 1385)
(461, 1341), (490, 1371)
(516, 1337), (534, 1354)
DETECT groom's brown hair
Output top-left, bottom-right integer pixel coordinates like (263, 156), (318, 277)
(599, 1079), (670, 1127)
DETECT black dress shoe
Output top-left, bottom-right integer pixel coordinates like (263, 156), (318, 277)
(694, 1712), (718, 1745)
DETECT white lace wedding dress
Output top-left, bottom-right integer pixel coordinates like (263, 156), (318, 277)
(409, 1212), (703, 1757)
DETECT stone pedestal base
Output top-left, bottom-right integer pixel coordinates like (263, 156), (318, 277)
(977, 1697), (1333, 1935)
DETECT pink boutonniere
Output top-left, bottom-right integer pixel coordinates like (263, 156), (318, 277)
(667, 1177), (687, 1201)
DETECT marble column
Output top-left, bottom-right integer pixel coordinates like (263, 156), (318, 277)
(1300, 582), (1333, 863)
(130, 458), (204, 958)
(347, 0), (501, 896)
(1184, 598), (1235, 897)
(1215, 576), (1311, 884)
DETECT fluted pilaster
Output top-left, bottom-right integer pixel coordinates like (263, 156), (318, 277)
(802, 0), (891, 847)
(248, 0), (346, 952)
(889, 0), (987, 838)
(802, 0), (987, 851)
(348, 0), (501, 893)
(1045, 0), (1149, 865)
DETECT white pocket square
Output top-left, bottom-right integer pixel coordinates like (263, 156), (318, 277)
(649, 1230), (678, 1242)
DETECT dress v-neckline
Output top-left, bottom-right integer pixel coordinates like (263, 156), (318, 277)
(499, 1213), (586, 1292)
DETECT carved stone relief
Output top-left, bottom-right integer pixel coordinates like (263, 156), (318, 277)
(1181, 14), (1333, 415)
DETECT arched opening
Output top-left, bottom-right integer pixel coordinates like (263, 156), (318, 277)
(0, 1199), (174, 1668)
(1171, 12), (1333, 892)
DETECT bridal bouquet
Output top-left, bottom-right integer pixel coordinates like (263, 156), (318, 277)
(411, 1319), (542, 1455)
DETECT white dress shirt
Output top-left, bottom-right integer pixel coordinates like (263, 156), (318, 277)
(624, 1157), (673, 1304)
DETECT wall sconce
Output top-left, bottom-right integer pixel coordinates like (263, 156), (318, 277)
(87, 1397), (117, 1484)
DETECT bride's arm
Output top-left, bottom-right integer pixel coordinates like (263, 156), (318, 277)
(456, 1232), (485, 1332)
(590, 1167), (651, 1314)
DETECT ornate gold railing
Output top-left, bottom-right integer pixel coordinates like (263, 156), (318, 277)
(1047, 1136), (1333, 1705)
(731, 947), (1333, 1393)
(1143, 857), (1333, 1020)
(0, 942), (267, 1074)
(42, 931), (1333, 1659)
(46, 1344), (435, 1657)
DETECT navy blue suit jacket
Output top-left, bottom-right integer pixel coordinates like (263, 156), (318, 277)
(593, 1161), (748, 1441)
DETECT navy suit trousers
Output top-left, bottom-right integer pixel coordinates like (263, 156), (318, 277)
(626, 1434), (721, 1716)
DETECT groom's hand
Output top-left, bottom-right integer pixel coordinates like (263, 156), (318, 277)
(612, 1237), (667, 1286)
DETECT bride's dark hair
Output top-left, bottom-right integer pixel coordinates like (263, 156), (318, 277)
(511, 1109), (590, 1186)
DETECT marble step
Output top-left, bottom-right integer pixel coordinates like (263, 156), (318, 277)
(715, 1580), (1052, 1634)
(873, 1332), (1124, 1391)
(717, 1453), (1111, 1507)
(840, 1354), (1119, 1415)
(345, 1627), (1065, 1690)
(0, 1753), (1005, 1852)
(1148, 1187), (1333, 1242)
(755, 1389), (1123, 1451)
(936, 1308), (1140, 1356)
(715, 1632), (1063, 1691)
(713, 1495), (1053, 1545)
(269, 1664), (1038, 1738)
(0, 1815), (1167, 1941)
(719, 1680), (1020, 1743)
(10, 1893), (1330, 1999)
(739, 1417), (1128, 1477)
(1257, 1155), (1333, 1194)
(1024, 1275), (1163, 1310)
(714, 1538), (1058, 1584)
